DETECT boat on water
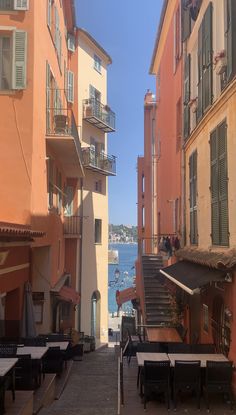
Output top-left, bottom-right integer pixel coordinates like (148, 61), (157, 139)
(108, 249), (119, 264)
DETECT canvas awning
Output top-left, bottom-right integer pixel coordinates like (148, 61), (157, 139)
(51, 274), (80, 305)
(159, 260), (226, 295)
(116, 287), (138, 307)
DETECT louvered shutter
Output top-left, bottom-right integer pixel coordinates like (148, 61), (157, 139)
(67, 71), (74, 103)
(218, 122), (228, 246)
(46, 61), (51, 132)
(182, 0), (191, 41)
(210, 129), (220, 245)
(225, 0), (236, 81)
(14, 0), (29, 10)
(183, 54), (191, 139)
(197, 21), (203, 122)
(54, 6), (59, 51)
(202, 2), (213, 112)
(189, 150), (198, 244)
(47, 0), (51, 28)
(12, 30), (27, 89)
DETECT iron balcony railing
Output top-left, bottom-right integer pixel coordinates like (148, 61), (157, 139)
(83, 98), (115, 132)
(46, 107), (82, 160)
(82, 147), (116, 176)
(63, 215), (81, 236)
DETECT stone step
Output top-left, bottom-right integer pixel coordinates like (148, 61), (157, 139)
(145, 299), (171, 305)
(5, 390), (33, 415)
(146, 305), (173, 312)
(145, 293), (171, 299)
(33, 373), (56, 414)
(146, 316), (173, 323)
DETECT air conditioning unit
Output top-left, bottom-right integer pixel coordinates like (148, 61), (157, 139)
(14, 0), (29, 10)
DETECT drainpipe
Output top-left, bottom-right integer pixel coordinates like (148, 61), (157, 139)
(77, 177), (84, 332)
(181, 45), (187, 246)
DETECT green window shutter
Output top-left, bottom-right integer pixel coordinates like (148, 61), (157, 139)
(67, 70), (74, 103)
(12, 30), (27, 89)
(47, 0), (51, 28)
(197, 21), (203, 122)
(202, 2), (213, 112)
(225, 0), (236, 81)
(189, 150), (198, 244)
(218, 122), (228, 246)
(184, 54), (191, 104)
(46, 61), (51, 132)
(182, 0), (191, 41)
(210, 129), (219, 245)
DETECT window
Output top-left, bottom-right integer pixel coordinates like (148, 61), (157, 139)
(64, 186), (74, 216)
(189, 150), (198, 244)
(0, 30), (27, 90)
(0, 0), (29, 10)
(67, 33), (75, 52)
(89, 84), (101, 102)
(95, 219), (102, 244)
(94, 54), (102, 73)
(94, 180), (102, 193)
(183, 54), (191, 139)
(32, 292), (44, 324)
(224, 0), (236, 82)
(197, 2), (213, 121)
(173, 5), (181, 72)
(210, 120), (228, 246)
(47, 157), (54, 209)
(176, 98), (182, 151)
(203, 304), (209, 332)
(67, 70), (74, 103)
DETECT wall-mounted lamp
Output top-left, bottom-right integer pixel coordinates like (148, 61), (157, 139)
(225, 273), (232, 283)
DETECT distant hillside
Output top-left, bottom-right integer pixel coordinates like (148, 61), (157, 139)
(109, 224), (137, 243)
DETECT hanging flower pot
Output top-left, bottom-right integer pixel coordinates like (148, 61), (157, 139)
(214, 50), (227, 75)
(188, 97), (198, 113)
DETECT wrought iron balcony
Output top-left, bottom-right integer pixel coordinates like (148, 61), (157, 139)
(46, 108), (84, 178)
(83, 98), (115, 133)
(63, 215), (81, 237)
(82, 147), (116, 176)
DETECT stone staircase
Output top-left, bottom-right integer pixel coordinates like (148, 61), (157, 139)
(142, 254), (175, 326)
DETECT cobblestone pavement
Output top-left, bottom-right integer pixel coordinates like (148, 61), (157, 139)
(40, 347), (118, 415)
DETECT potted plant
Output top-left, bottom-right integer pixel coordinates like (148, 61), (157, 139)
(214, 50), (227, 75)
(188, 97), (198, 113)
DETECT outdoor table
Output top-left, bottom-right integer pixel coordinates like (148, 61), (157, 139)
(46, 341), (69, 351)
(168, 353), (229, 367)
(136, 352), (169, 367)
(17, 346), (48, 359)
(0, 358), (18, 377)
(0, 358), (18, 409)
(146, 327), (182, 343)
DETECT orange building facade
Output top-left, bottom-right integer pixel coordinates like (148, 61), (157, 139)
(0, 0), (83, 337)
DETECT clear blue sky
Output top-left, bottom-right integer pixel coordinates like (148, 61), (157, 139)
(76, 1), (163, 226)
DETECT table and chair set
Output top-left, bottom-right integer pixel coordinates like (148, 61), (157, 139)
(122, 326), (234, 411)
(0, 333), (77, 414)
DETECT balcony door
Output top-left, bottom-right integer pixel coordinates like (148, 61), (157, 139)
(64, 186), (74, 216)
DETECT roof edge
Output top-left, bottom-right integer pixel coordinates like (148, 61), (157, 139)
(149, 0), (168, 75)
(77, 27), (112, 65)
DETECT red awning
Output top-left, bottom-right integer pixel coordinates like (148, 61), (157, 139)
(116, 287), (138, 307)
(58, 286), (80, 305)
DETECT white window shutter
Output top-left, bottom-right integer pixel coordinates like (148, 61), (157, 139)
(12, 30), (27, 89)
(67, 70), (74, 103)
(14, 0), (29, 10)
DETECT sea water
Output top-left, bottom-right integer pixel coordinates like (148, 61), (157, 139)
(108, 243), (137, 313)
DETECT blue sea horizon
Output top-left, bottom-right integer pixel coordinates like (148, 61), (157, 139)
(108, 243), (137, 313)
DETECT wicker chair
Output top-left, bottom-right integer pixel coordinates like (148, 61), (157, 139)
(203, 360), (234, 410)
(173, 360), (201, 409)
(141, 360), (171, 410)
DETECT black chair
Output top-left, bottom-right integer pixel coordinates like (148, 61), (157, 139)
(168, 342), (192, 353)
(15, 354), (34, 390)
(23, 337), (47, 347)
(173, 360), (201, 409)
(141, 360), (171, 410)
(136, 342), (164, 388)
(203, 360), (234, 410)
(0, 345), (17, 358)
(43, 347), (64, 375)
(191, 343), (215, 354)
(127, 329), (141, 365)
